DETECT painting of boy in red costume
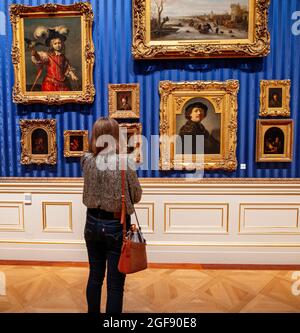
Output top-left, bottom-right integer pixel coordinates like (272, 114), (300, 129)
(24, 18), (82, 92)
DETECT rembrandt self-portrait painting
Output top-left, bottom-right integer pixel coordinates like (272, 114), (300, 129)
(132, 0), (270, 59)
(10, 3), (95, 104)
(159, 80), (239, 171)
(176, 99), (221, 155)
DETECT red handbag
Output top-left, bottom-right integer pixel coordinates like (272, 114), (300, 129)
(118, 168), (147, 274)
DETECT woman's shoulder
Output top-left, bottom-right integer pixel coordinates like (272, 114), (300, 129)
(80, 152), (94, 168)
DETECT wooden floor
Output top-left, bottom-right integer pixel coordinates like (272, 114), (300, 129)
(0, 265), (300, 313)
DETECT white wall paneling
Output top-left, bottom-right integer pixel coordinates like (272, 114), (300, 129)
(1, 178), (300, 264)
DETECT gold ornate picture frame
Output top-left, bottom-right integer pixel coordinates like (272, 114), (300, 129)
(64, 130), (88, 157)
(10, 2), (95, 104)
(119, 123), (142, 163)
(109, 84), (140, 119)
(159, 80), (239, 171)
(256, 119), (293, 162)
(20, 119), (57, 165)
(132, 0), (270, 59)
(259, 80), (291, 117)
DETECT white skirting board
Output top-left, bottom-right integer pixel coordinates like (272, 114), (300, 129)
(1, 178), (300, 264)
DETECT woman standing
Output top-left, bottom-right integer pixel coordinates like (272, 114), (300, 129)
(81, 117), (142, 313)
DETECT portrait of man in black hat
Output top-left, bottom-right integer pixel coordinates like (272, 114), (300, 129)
(268, 88), (283, 108)
(177, 101), (220, 155)
(24, 17), (82, 92)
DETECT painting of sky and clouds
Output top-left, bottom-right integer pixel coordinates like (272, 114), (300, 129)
(151, 0), (249, 41)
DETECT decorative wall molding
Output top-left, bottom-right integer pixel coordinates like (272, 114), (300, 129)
(1, 178), (300, 264)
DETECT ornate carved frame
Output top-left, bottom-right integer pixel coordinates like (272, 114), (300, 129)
(64, 130), (89, 157)
(132, 0), (270, 59)
(159, 80), (239, 171)
(259, 80), (291, 117)
(20, 119), (57, 165)
(108, 84), (140, 119)
(10, 2), (95, 104)
(256, 119), (293, 162)
(119, 123), (142, 164)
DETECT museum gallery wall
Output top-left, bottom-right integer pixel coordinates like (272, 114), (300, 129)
(0, 0), (299, 178)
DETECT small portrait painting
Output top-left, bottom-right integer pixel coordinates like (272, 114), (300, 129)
(176, 98), (221, 155)
(64, 130), (88, 157)
(109, 84), (140, 119)
(259, 80), (291, 117)
(263, 127), (284, 154)
(70, 135), (84, 152)
(268, 88), (283, 108)
(31, 128), (49, 154)
(256, 119), (293, 163)
(119, 123), (142, 163)
(20, 119), (57, 165)
(117, 91), (132, 111)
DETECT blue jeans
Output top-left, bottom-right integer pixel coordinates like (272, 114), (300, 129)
(84, 210), (130, 313)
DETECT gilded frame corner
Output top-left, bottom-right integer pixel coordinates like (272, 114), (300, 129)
(259, 80), (291, 117)
(159, 80), (239, 171)
(64, 130), (89, 157)
(108, 83), (140, 119)
(256, 119), (293, 163)
(20, 119), (57, 165)
(10, 2), (95, 105)
(132, 0), (270, 59)
(119, 122), (143, 164)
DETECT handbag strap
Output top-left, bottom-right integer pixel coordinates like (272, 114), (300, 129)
(120, 159), (141, 241)
(121, 160), (127, 240)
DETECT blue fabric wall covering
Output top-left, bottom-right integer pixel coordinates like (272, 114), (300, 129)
(0, 0), (299, 178)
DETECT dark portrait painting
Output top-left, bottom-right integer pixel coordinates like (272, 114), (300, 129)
(268, 88), (283, 108)
(31, 128), (48, 154)
(176, 98), (221, 155)
(264, 127), (284, 154)
(151, 0), (249, 41)
(70, 135), (84, 152)
(24, 16), (83, 92)
(116, 91), (132, 111)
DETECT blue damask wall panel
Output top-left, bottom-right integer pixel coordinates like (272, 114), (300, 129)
(0, 0), (299, 178)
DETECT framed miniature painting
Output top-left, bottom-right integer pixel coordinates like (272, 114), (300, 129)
(20, 119), (57, 165)
(119, 123), (142, 163)
(132, 0), (270, 59)
(159, 80), (239, 171)
(64, 130), (89, 157)
(108, 84), (140, 119)
(259, 80), (291, 117)
(256, 119), (293, 162)
(10, 2), (95, 104)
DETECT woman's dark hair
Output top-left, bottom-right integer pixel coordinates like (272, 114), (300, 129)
(89, 117), (120, 156)
(185, 102), (208, 120)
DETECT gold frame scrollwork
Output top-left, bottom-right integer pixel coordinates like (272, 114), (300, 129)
(10, 2), (95, 104)
(20, 119), (57, 165)
(132, 0), (270, 59)
(159, 80), (239, 171)
(259, 80), (291, 117)
(64, 130), (89, 158)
